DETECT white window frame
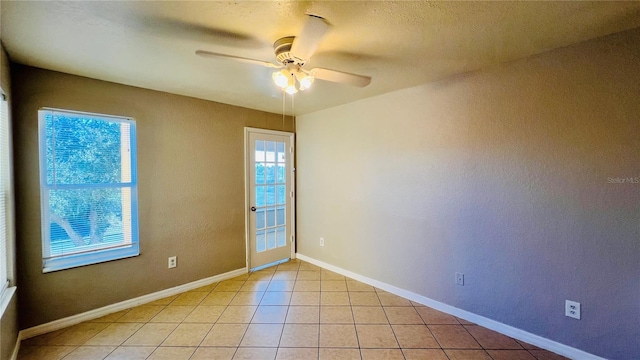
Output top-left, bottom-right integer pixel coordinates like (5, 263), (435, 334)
(0, 89), (16, 319)
(0, 92), (11, 294)
(38, 108), (139, 273)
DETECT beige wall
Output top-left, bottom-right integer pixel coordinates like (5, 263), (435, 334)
(297, 28), (640, 359)
(0, 39), (19, 360)
(0, 296), (17, 360)
(12, 65), (293, 328)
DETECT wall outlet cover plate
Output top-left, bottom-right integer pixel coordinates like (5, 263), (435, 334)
(565, 300), (581, 320)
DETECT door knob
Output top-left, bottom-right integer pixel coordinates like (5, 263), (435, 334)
(250, 206), (257, 211)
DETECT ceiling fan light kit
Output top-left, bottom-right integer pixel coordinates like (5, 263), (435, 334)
(196, 14), (371, 96)
(272, 65), (315, 94)
(272, 68), (299, 95)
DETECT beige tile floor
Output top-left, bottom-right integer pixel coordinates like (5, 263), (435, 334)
(18, 259), (569, 360)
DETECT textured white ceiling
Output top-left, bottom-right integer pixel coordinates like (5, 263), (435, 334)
(2, 1), (640, 115)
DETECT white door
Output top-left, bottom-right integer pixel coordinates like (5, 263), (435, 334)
(245, 128), (295, 270)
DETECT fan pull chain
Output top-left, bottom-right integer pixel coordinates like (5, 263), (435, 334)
(280, 91), (295, 131)
(282, 90), (286, 130)
(291, 93), (295, 128)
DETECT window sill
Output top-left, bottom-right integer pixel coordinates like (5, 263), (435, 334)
(43, 244), (139, 273)
(0, 285), (16, 320)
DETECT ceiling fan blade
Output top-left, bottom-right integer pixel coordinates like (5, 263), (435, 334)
(196, 50), (281, 68)
(151, 18), (266, 49)
(290, 15), (330, 62)
(310, 68), (372, 87)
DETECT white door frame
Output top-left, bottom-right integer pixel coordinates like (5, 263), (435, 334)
(244, 127), (295, 270)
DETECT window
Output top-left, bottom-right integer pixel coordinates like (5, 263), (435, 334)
(38, 109), (139, 272)
(0, 93), (10, 291)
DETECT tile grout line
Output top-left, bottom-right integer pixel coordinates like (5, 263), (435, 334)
(156, 290), (200, 355)
(229, 271), (256, 359)
(412, 301), (452, 359)
(376, 288), (405, 357)
(273, 263), (291, 354)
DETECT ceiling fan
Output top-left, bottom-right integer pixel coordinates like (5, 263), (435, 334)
(196, 15), (372, 94)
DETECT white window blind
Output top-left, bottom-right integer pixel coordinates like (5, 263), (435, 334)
(0, 93), (9, 291)
(38, 109), (139, 272)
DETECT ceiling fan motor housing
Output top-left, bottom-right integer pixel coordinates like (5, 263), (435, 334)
(274, 36), (304, 65)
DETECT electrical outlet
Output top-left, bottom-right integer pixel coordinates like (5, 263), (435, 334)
(319, 237), (325, 247)
(168, 256), (177, 269)
(455, 272), (464, 286)
(565, 300), (581, 320)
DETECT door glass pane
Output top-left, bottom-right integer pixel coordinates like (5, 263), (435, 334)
(265, 164), (275, 184)
(255, 163), (265, 184)
(276, 142), (285, 163)
(276, 207), (285, 226)
(267, 229), (276, 250)
(276, 227), (286, 247)
(256, 209), (265, 229)
(277, 185), (286, 205)
(276, 164), (285, 183)
(255, 141), (265, 162)
(256, 230), (266, 253)
(256, 186), (265, 207)
(266, 186), (276, 206)
(266, 141), (276, 162)
(266, 208), (275, 227)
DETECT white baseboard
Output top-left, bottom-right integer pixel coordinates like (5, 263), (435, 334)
(19, 267), (247, 341)
(296, 253), (604, 360)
